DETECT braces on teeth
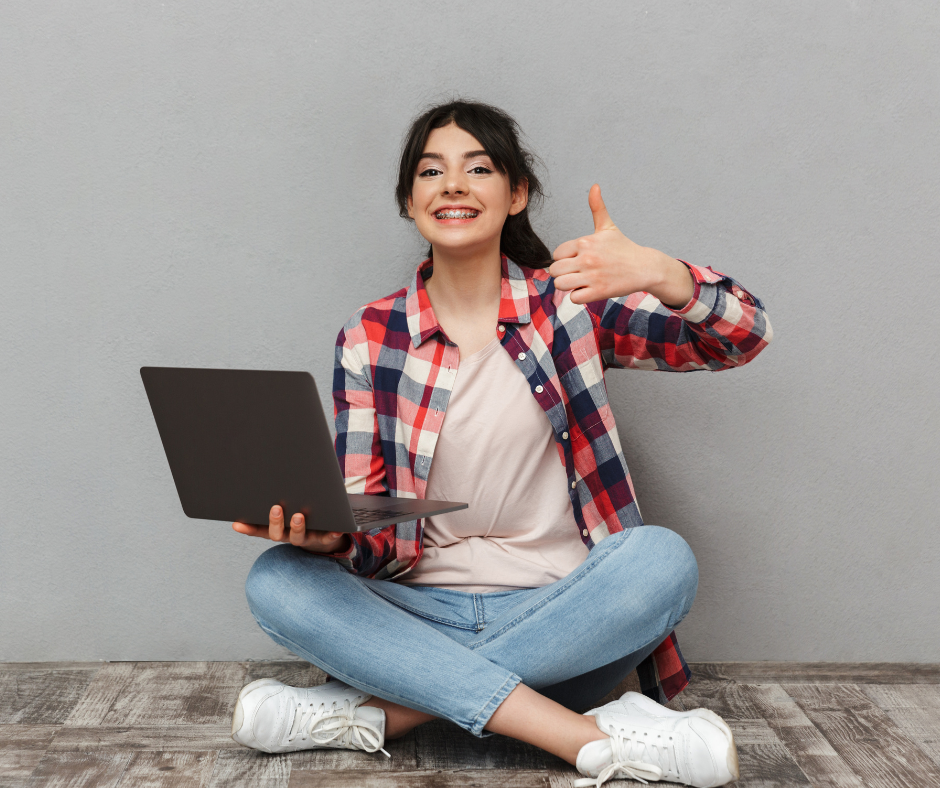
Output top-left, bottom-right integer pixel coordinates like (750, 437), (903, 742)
(436, 210), (479, 219)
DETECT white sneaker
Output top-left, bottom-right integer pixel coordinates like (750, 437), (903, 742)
(613, 691), (735, 743)
(231, 678), (390, 757)
(574, 692), (739, 787)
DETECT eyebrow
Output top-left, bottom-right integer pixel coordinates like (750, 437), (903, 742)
(418, 150), (490, 161)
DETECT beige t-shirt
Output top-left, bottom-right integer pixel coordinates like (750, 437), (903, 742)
(399, 335), (589, 592)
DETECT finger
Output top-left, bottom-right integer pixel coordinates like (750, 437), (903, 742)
(589, 184), (616, 232)
(289, 512), (306, 545)
(233, 521), (269, 539)
(568, 286), (598, 305)
(552, 272), (590, 293)
(551, 239), (580, 263)
(547, 255), (580, 279)
(269, 505), (285, 541)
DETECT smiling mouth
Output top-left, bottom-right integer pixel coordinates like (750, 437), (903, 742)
(434, 209), (480, 220)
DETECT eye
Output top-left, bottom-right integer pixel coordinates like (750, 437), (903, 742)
(418, 167), (442, 178)
(469, 166), (493, 175)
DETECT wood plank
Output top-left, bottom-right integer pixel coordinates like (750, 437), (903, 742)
(0, 664), (103, 674)
(0, 724), (61, 751)
(666, 678), (764, 721)
(62, 663), (136, 727)
(546, 772), (578, 788)
(23, 751), (133, 788)
(0, 667), (100, 724)
(727, 718), (779, 745)
(49, 724), (238, 752)
(788, 683), (940, 788)
(739, 684), (864, 788)
(244, 663), (329, 688)
(64, 663), (246, 727)
(414, 719), (566, 771)
(733, 742), (811, 787)
(114, 751), (218, 788)
(206, 750), (290, 788)
(689, 717), (814, 786)
(691, 662), (940, 684)
(741, 684), (864, 788)
(863, 684), (940, 769)
(289, 770), (551, 788)
(0, 748), (45, 786)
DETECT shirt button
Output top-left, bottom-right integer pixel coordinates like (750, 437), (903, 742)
(497, 325), (505, 332)
(582, 528), (588, 537)
(562, 431), (569, 440)
(534, 385), (543, 393)
(517, 352), (526, 361)
(571, 481), (577, 489)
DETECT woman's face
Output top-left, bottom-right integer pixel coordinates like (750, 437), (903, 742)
(407, 123), (528, 258)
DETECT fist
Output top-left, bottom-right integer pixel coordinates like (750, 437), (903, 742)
(550, 185), (692, 308)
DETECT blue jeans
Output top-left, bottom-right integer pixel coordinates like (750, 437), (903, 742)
(245, 525), (698, 737)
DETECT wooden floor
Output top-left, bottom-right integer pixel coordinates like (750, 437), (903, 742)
(1, 662), (939, 788)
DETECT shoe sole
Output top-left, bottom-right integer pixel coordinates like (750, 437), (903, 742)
(725, 728), (740, 784)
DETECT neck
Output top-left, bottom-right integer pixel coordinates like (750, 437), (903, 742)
(423, 242), (502, 320)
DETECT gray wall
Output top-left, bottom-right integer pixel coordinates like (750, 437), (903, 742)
(2, 1), (938, 663)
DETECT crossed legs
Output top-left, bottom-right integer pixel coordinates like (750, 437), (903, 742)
(244, 525), (698, 765)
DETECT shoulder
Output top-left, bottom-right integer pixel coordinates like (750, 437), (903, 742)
(336, 283), (410, 347)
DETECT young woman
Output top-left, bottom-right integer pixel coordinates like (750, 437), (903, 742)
(230, 100), (772, 787)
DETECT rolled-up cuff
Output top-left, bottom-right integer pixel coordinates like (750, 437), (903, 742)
(469, 673), (523, 738)
(327, 535), (359, 571)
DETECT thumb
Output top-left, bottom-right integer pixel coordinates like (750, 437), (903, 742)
(589, 183), (616, 232)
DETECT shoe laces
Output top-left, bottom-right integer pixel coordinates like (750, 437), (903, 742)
(573, 723), (676, 787)
(286, 696), (391, 758)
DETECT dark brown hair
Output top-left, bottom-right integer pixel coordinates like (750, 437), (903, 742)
(395, 100), (551, 268)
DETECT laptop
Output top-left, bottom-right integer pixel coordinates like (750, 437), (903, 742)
(140, 367), (468, 532)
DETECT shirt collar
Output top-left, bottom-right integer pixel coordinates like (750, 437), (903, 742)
(405, 255), (532, 349)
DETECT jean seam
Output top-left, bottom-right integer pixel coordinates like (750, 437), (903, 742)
(468, 528), (633, 650)
(470, 673), (522, 737)
(364, 585), (478, 631)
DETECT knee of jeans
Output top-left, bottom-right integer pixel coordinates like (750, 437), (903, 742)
(644, 526), (699, 621)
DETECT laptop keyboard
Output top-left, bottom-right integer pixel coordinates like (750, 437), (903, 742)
(351, 507), (411, 524)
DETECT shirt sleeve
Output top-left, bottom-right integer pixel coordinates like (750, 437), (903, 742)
(585, 261), (773, 371)
(329, 311), (399, 577)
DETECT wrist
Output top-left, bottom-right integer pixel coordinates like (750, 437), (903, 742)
(307, 533), (350, 555)
(330, 534), (351, 554)
(647, 251), (694, 309)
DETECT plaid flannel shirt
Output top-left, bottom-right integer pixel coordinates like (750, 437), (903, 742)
(331, 255), (773, 702)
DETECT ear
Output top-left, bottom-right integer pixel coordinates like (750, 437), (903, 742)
(406, 194), (414, 219)
(508, 178), (529, 216)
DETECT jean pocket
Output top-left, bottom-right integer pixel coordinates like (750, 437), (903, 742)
(363, 580), (479, 631)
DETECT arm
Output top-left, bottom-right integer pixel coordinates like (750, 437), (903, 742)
(551, 185), (772, 371)
(327, 311), (400, 577)
(587, 260), (772, 371)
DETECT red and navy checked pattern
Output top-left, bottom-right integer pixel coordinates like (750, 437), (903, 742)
(331, 255), (772, 701)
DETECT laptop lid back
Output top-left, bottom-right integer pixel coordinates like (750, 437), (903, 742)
(140, 367), (357, 531)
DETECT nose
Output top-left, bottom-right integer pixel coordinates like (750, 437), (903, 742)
(442, 168), (468, 196)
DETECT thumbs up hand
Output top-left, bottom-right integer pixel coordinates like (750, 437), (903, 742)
(549, 185), (694, 308)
